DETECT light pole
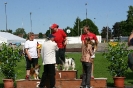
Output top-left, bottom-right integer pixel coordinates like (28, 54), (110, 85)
(106, 14), (108, 42)
(85, 3), (87, 24)
(78, 17), (79, 36)
(81, 28), (83, 35)
(94, 18), (96, 24)
(30, 12), (32, 32)
(5, 2), (7, 31)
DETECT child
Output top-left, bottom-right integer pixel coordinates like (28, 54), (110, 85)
(80, 37), (93, 88)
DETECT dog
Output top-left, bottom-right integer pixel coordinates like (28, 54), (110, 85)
(90, 39), (97, 58)
(63, 58), (75, 71)
(30, 64), (41, 80)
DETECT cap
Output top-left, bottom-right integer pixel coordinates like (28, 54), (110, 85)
(50, 23), (58, 29)
(48, 34), (55, 38)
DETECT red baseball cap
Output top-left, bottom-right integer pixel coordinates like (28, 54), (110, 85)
(50, 23), (58, 29)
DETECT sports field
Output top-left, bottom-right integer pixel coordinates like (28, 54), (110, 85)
(0, 52), (133, 87)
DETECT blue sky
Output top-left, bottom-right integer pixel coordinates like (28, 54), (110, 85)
(0, 0), (133, 34)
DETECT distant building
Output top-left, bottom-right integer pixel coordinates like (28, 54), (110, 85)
(17, 34), (46, 39)
(113, 36), (129, 42)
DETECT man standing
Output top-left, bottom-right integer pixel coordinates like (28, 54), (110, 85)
(50, 23), (67, 70)
(81, 25), (98, 78)
(39, 34), (58, 88)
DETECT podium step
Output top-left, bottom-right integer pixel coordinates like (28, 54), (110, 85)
(16, 78), (107, 88)
(55, 70), (77, 79)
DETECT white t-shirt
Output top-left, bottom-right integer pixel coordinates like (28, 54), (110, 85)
(41, 40), (58, 65)
(24, 40), (38, 58)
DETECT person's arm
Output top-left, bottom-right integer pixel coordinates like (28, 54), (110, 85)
(41, 43), (44, 61)
(25, 48), (32, 60)
(128, 33), (133, 46)
(55, 43), (59, 51)
(89, 45), (93, 56)
(24, 41), (32, 60)
(81, 34), (84, 50)
(64, 37), (67, 46)
(37, 48), (40, 58)
(93, 34), (98, 51)
(62, 30), (67, 46)
(37, 42), (41, 58)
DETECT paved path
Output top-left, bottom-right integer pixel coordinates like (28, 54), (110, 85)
(66, 43), (133, 52)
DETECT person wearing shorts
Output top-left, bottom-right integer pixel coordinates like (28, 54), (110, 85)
(24, 32), (40, 80)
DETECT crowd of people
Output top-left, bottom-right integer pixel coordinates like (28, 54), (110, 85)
(23, 24), (98, 88)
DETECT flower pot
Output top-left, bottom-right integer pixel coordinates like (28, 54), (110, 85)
(113, 77), (125, 88)
(3, 79), (14, 88)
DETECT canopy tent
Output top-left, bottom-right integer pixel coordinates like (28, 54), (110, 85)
(0, 32), (26, 45)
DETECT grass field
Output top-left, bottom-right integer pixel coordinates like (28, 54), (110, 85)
(0, 52), (133, 87)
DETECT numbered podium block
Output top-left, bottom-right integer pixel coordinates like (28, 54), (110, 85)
(55, 70), (77, 79)
(55, 78), (107, 88)
(16, 79), (40, 88)
(16, 78), (107, 88)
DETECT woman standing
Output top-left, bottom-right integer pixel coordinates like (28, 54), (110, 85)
(24, 32), (40, 80)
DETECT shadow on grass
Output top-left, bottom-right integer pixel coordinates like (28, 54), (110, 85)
(0, 83), (4, 88)
(125, 71), (133, 85)
(107, 83), (114, 87)
(125, 71), (133, 80)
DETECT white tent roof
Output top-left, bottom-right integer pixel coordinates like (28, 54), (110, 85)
(0, 32), (26, 43)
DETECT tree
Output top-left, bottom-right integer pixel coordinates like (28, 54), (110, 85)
(110, 6), (133, 37)
(45, 27), (51, 37)
(13, 28), (27, 38)
(72, 17), (99, 36)
(126, 5), (133, 35)
(119, 21), (128, 36)
(112, 22), (121, 37)
(45, 17), (99, 36)
(101, 26), (112, 40)
(72, 17), (82, 36)
(64, 26), (73, 37)
(0, 29), (13, 33)
(81, 19), (99, 35)
(38, 32), (43, 38)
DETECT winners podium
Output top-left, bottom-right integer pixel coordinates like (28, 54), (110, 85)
(16, 70), (107, 88)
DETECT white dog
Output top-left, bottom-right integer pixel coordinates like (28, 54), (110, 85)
(63, 58), (75, 71)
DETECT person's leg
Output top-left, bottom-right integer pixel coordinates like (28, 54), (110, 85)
(86, 62), (92, 87)
(25, 56), (32, 79)
(55, 50), (59, 70)
(91, 48), (95, 78)
(48, 64), (56, 88)
(81, 62), (87, 87)
(91, 58), (94, 78)
(39, 65), (48, 87)
(32, 58), (38, 68)
(59, 48), (65, 70)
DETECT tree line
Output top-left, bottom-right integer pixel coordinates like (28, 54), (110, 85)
(0, 6), (133, 41)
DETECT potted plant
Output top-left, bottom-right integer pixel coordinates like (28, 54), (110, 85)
(0, 43), (24, 88)
(103, 42), (131, 87)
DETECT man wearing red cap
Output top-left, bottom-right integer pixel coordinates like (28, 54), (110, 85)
(50, 23), (67, 70)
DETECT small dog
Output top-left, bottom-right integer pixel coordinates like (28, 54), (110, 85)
(91, 39), (97, 58)
(63, 58), (75, 71)
(30, 64), (41, 80)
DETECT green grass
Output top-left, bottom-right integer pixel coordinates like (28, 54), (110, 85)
(0, 52), (133, 87)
